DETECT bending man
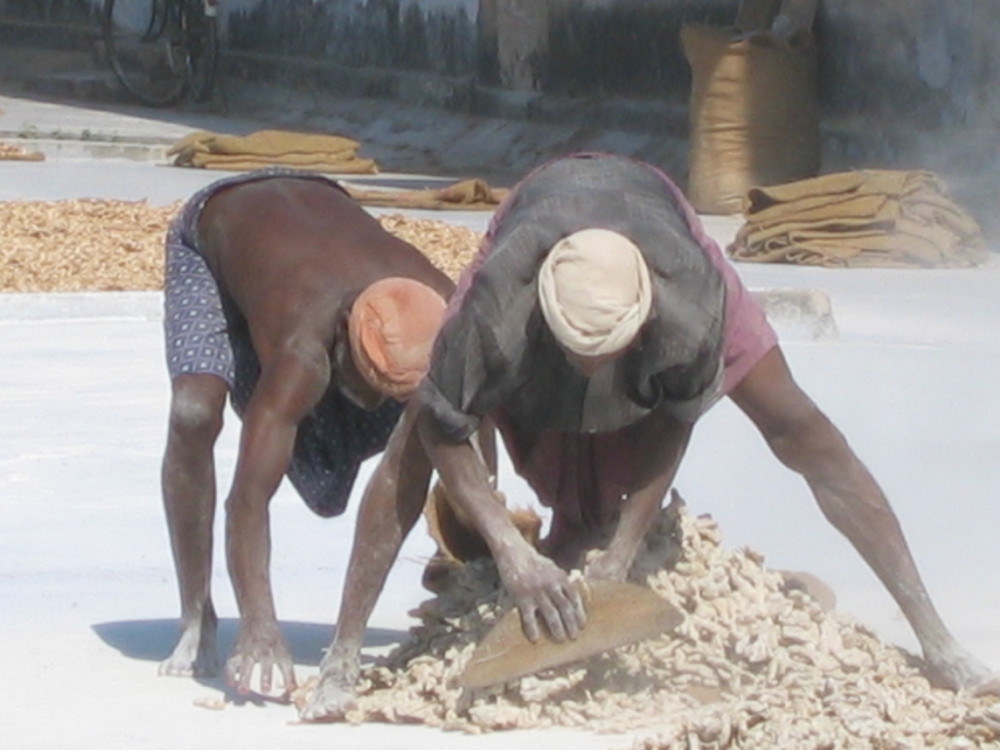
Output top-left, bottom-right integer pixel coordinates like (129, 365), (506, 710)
(301, 153), (996, 719)
(159, 168), (452, 697)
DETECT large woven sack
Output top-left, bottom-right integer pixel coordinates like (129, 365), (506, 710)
(683, 25), (820, 215)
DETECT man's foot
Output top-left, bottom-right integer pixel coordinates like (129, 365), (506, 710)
(297, 672), (358, 722)
(924, 643), (1000, 695)
(159, 620), (220, 677)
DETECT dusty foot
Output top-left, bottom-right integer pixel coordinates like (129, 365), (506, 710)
(924, 643), (1000, 695)
(159, 623), (220, 678)
(296, 672), (358, 722)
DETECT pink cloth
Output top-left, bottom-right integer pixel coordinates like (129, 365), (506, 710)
(657, 174), (778, 397)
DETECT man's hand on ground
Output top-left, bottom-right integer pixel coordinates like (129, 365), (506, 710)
(225, 622), (297, 699)
(499, 550), (587, 643)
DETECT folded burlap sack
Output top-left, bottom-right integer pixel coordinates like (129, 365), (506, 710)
(344, 178), (509, 211)
(727, 170), (988, 268)
(167, 129), (379, 174)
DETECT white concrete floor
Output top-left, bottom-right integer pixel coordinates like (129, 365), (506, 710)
(2, 93), (999, 748)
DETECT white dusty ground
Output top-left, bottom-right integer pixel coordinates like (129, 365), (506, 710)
(1, 93), (999, 749)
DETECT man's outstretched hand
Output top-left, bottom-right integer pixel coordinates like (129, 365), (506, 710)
(497, 549), (587, 643)
(225, 622), (297, 699)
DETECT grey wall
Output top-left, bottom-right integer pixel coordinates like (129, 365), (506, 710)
(224, 0), (478, 77)
(8, 0), (997, 133)
(218, 0), (739, 100)
(814, 1), (1000, 235)
(819, 1), (998, 129)
(1, 0), (997, 234)
(0, 0), (95, 22)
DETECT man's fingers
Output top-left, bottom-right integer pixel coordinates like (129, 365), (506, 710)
(519, 602), (542, 642)
(226, 657), (253, 695)
(576, 590), (587, 628)
(538, 598), (568, 642)
(516, 580), (589, 643)
(557, 585), (586, 640)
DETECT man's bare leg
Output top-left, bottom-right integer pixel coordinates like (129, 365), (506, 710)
(732, 347), (999, 693)
(159, 374), (228, 677)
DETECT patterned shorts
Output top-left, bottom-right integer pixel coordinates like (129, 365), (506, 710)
(164, 232), (235, 385)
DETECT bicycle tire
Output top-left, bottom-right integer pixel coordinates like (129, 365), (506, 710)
(102, 0), (190, 107)
(185, 1), (219, 103)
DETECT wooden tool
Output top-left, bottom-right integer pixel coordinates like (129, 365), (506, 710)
(460, 580), (684, 689)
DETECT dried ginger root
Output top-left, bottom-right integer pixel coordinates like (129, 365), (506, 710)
(0, 200), (482, 293)
(377, 213), (481, 281)
(0, 140), (44, 161)
(0, 199), (177, 292)
(305, 508), (1000, 749)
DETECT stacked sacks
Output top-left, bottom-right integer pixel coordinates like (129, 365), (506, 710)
(167, 129), (378, 174)
(728, 170), (989, 268)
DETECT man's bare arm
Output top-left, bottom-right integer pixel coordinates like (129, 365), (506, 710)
(224, 345), (330, 695)
(417, 409), (586, 642)
(302, 398), (434, 720)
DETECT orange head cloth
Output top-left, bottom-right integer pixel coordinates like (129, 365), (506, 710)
(348, 278), (448, 400)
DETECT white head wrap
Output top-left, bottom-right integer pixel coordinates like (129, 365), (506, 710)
(537, 228), (653, 357)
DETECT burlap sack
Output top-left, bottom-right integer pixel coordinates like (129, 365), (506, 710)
(683, 25), (820, 215)
(344, 179), (510, 211)
(727, 169), (989, 268)
(166, 129), (379, 174)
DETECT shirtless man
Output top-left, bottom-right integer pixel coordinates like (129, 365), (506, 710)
(158, 168), (452, 698)
(300, 153), (997, 720)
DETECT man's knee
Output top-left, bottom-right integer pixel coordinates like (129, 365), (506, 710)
(169, 375), (228, 441)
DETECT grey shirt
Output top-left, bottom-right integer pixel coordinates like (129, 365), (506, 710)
(421, 153), (726, 442)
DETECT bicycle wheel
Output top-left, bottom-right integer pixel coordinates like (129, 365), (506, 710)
(184, 1), (219, 103)
(102, 0), (190, 107)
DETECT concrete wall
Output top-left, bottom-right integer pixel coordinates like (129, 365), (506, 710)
(495, 0), (736, 98)
(7, 0), (997, 132)
(3, 0), (998, 128)
(224, 0), (478, 77)
(815, 1), (1000, 236)
(215, 0), (1000, 170)
(0, 0), (997, 234)
(0, 0), (95, 24)
(218, 0), (738, 100)
(819, 2), (998, 129)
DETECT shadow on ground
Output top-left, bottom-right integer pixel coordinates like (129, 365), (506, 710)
(92, 618), (407, 668)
